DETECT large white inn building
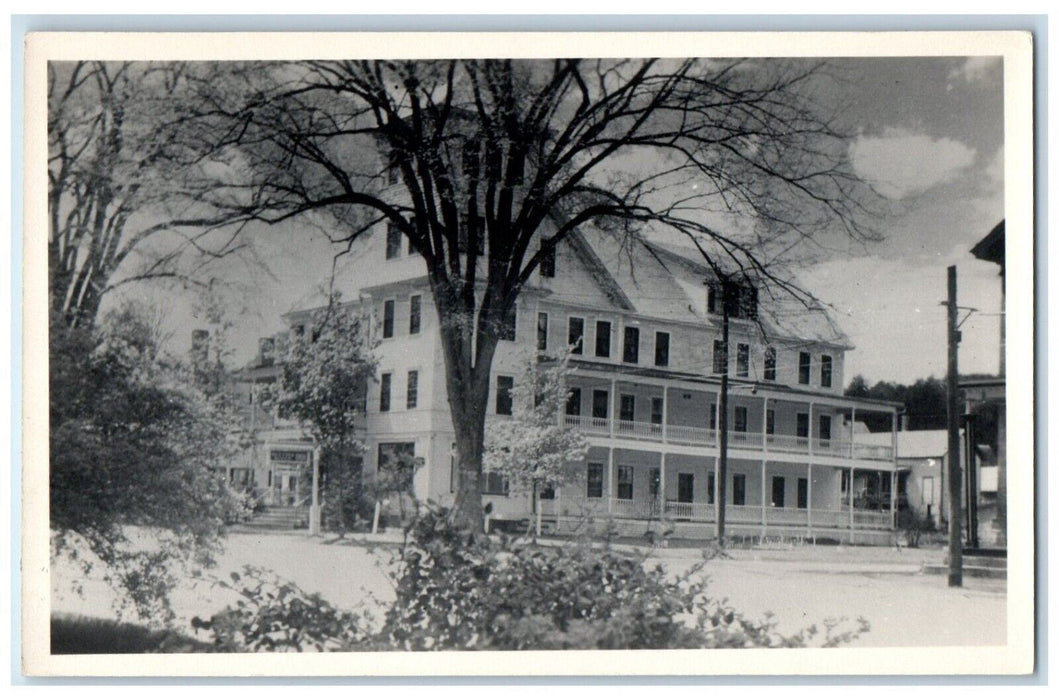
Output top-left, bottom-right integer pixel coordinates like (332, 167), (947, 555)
(258, 217), (902, 544)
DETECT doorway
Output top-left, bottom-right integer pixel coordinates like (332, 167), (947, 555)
(771, 476), (786, 508)
(677, 473), (694, 503)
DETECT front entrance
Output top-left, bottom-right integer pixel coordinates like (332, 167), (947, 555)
(677, 473), (694, 503)
(771, 476), (786, 507)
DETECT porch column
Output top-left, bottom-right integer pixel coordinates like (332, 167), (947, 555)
(608, 447), (615, 514)
(659, 453), (667, 517)
(808, 401), (815, 457)
(661, 387), (669, 443)
(807, 463), (814, 543)
(713, 399), (720, 444)
(760, 459), (767, 539)
(609, 378), (617, 437)
(849, 406), (857, 458)
(849, 466), (856, 543)
(761, 397), (769, 454)
(890, 470), (897, 529)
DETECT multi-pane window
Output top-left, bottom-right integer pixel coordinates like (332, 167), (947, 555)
(619, 394), (635, 422)
(798, 352), (812, 385)
(650, 397), (664, 425)
(623, 326), (640, 364)
(382, 300), (395, 339)
(713, 339), (726, 374)
(566, 387), (582, 416)
(409, 295), (422, 335)
(766, 409), (775, 435)
(537, 312), (549, 351)
(380, 373), (392, 412)
(819, 415), (832, 441)
(540, 244), (556, 278)
(482, 471), (508, 496)
(734, 406), (748, 433)
(595, 320), (611, 358)
(797, 478), (809, 509)
(568, 317), (585, 354)
(732, 473), (747, 505)
(591, 389), (609, 419)
(654, 331), (670, 367)
(495, 375), (514, 416)
(796, 413), (809, 438)
(586, 463), (604, 499)
(616, 466), (634, 500)
(406, 370), (419, 409)
(736, 343), (750, 378)
(764, 347), (777, 381)
(821, 354), (833, 388)
(709, 403), (717, 430)
(707, 473), (716, 504)
(385, 223), (402, 260)
(499, 305), (517, 342)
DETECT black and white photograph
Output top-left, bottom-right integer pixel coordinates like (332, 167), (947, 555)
(21, 30), (1035, 676)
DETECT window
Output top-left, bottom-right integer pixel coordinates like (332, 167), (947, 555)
(766, 409), (775, 435)
(537, 312), (548, 351)
(798, 352), (812, 385)
(736, 343), (750, 377)
(378, 442), (415, 491)
(382, 300), (395, 339)
(620, 394), (635, 422)
(616, 466), (634, 500)
(499, 305), (517, 342)
(379, 373), (392, 412)
(259, 337), (276, 367)
(734, 406), (748, 433)
(713, 339), (726, 374)
(707, 473), (715, 504)
(841, 469), (851, 494)
(409, 295), (422, 335)
(406, 370), (419, 409)
(587, 463), (604, 498)
(655, 332), (670, 367)
(650, 397), (664, 425)
(568, 317), (584, 354)
(796, 413), (809, 439)
(709, 403), (717, 430)
(707, 284), (718, 314)
(821, 354), (833, 388)
(819, 415), (832, 441)
(540, 243), (556, 278)
(797, 478), (808, 509)
(771, 476), (786, 508)
(495, 375), (514, 415)
(482, 471), (508, 496)
(566, 387), (582, 416)
(385, 223), (402, 260)
(595, 320), (611, 358)
(649, 468), (660, 497)
(623, 326), (640, 364)
(732, 474), (747, 505)
(591, 389), (609, 419)
(764, 347), (777, 381)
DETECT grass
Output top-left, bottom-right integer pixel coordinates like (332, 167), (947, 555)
(51, 614), (214, 654)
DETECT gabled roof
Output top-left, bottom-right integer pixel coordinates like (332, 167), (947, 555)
(971, 220), (1005, 266)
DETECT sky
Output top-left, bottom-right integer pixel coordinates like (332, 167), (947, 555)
(125, 56), (1007, 387)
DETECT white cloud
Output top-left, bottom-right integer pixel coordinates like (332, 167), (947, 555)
(849, 127), (977, 200)
(948, 56), (1001, 84)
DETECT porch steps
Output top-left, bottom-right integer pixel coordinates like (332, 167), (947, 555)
(240, 505), (309, 531)
(921, 552), (1006, 580)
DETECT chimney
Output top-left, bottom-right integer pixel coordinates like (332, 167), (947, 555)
(900, 414), (910, 432)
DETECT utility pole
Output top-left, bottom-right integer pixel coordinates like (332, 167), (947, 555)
(715, 280), (732, 545)
(945, 266), (963, 587)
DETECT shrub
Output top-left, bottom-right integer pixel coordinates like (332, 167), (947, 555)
(897, 508), (936, 548)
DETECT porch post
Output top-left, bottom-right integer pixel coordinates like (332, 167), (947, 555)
(661, 387), (669, 443)
(808, 401), (815, 457)
(890, 470), (897, 529)
(849, 406), (857, 458)
(849, 466), (856, 543)
(760, 459), (767, 540)
(659, 453), (667, 517)
(608, 447), (615, 514)
(761, 397), (769, 453)
(609, 378), (617, 437)
(807, 463), (814, 543)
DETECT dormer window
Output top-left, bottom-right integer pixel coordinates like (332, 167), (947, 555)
(540, 243), (556, 278)
(385, 223), (402, 260)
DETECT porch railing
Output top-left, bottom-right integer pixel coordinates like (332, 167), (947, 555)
(558, 413), (893, 461)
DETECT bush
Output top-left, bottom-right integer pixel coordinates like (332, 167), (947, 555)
(52, 614), (213, 654)
(897, 508), (936, 548)
(195, 506), (869, 652)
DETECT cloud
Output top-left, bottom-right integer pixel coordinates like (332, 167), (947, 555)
(948, 56), (1001, 84)
(849, 127), (977, 200)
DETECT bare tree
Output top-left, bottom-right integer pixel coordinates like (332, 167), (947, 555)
(48, 61), (252, 328)
(188, 58), (877, 531)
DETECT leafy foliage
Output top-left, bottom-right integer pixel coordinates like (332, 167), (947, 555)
(483, 351), (589, 497)
(50, 302), (242, 621)
(191, 567), (374, 652)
